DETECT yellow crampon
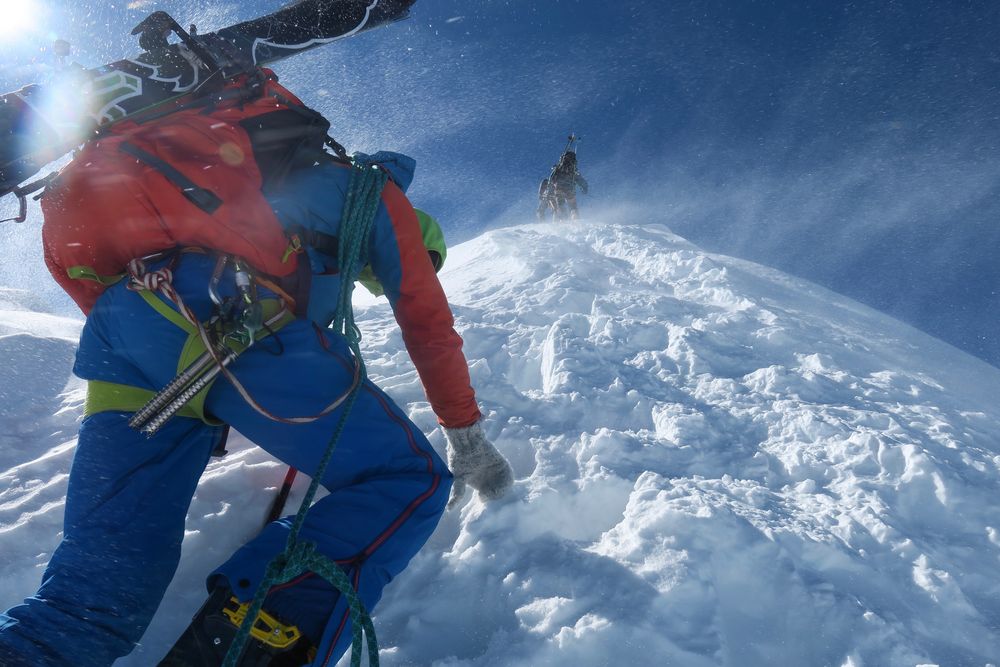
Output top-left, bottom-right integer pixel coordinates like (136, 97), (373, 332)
(221, 596), (302, 651)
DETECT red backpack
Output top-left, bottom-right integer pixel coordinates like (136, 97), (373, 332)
(41, 70), (328, 313)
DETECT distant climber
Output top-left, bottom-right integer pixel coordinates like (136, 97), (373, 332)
(549, 137), (588, 221)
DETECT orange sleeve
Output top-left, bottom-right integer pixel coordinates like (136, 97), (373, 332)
(377, 182), (481, 428)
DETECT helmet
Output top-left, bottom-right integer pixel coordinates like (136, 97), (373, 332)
(357, 208), (447, 297)
(416, 208), (447, 271)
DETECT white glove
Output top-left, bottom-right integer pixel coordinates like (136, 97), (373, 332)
(444, 420), (514, 509)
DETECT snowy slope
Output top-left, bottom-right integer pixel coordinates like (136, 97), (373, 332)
(1, 222), (999, 667)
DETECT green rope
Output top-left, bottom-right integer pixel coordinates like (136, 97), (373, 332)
(222, 159), (389, 667)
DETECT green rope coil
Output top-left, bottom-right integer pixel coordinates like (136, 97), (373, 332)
(222, 159), (389, 667)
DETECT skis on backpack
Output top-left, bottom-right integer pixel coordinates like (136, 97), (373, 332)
(546, 133), (581, 183)
(0, 0), (417, 216)
(563, 133), (581, 155)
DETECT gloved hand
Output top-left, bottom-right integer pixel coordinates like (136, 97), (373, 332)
(444, 420), (514, 509)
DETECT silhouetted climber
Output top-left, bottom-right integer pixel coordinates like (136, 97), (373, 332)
(551, 147), (588, 221)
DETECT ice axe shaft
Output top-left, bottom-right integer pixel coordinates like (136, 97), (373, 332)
(265, 466), (299, 525)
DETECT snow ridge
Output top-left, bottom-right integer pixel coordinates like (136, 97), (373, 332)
(366, 222), (1000, 667)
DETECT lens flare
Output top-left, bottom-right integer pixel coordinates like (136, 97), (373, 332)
(0, 1), (39, 37)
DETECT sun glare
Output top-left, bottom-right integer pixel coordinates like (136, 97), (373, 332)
(1, 1), (39, 38)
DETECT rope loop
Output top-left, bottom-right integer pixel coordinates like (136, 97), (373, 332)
(126, 258), (172, 291)
(126, 257), (199, 328)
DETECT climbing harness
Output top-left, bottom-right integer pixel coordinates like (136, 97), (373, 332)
(127, 252), (359, 436)
(124, 253), (297, 436)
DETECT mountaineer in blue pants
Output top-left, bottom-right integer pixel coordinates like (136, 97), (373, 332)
(0, 135), (513, 665)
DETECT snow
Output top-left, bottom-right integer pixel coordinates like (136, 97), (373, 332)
(1, 221), (999, 666)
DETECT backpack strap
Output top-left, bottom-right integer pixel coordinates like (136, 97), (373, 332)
(285, 224), (340, 258)
(119, 141), (223, 214)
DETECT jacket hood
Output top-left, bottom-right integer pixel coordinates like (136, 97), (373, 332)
(354, 151), (416, 192)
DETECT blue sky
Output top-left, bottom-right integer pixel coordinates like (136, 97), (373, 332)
(1, 0), (999, 367)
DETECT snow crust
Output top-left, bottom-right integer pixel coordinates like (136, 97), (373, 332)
(1, 222), (998, 667)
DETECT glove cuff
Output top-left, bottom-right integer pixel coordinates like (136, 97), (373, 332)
(444, 419), (486, 452)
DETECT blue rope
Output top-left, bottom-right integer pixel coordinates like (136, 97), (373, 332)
(222, 158), (389, 667)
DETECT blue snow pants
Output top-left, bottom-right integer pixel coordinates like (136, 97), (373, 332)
(0, 254), (451, 666)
